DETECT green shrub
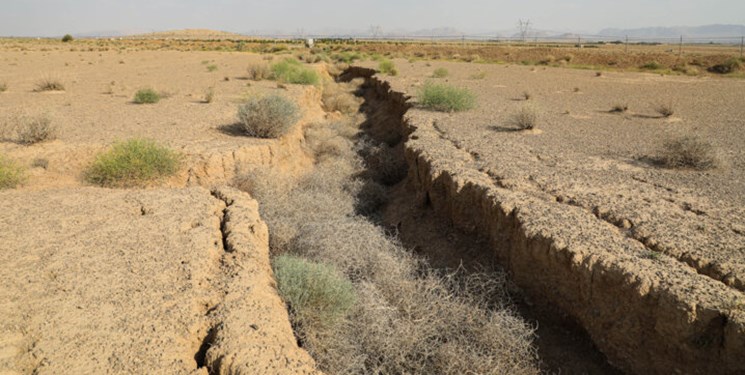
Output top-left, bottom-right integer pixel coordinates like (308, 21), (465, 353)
(418, 81), (476, 112)
(378, 59), (398, 76)
(85, 139), (181, 187)
(640, 61), (663, 70)
(237, 95), (300, 138)
(658, 136), (717, 170)
(0, 155), (24, 189)
(270, 58), (320, 85)
(432, 67), (449, 78)
(273, 255), (356, 329)
(133, 88), (161, 104)
(206, 64), (218, 72)
(34, 78), (65, 92)
(62, 34), (73, 42)
(331, 51), (362, 64)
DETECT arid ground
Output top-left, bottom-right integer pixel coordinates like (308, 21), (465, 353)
(1, 36), (744, 374)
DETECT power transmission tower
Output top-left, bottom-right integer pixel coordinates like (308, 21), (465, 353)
(517, 19), (531, 43)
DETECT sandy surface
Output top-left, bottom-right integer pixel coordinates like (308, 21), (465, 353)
(0, 49), (325, 189)
(364, 59), (745, 292)
(0, 187), (317, 375)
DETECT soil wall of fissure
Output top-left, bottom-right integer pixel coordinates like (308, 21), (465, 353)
(348, 67), (745, 375)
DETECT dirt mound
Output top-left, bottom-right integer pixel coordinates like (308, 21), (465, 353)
(0, 187), (317, 374)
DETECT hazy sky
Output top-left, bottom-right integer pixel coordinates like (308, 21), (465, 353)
(2, 0), (744, 36)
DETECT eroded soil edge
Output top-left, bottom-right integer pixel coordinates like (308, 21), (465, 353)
(345, 67), (745, 375)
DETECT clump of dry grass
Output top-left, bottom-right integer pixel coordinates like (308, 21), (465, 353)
(507, 106), (538, 130)
(34, 77), (65, 92)
(469, 71), (487, 80)
(0, 82), (7, 92)
(432, 67), (449, 78)
(15, 114), (57, 145)
(322, 83), (360, 115)
(203, 87), (215, 104)
(654, 102), (674, 118)
(657, 136), (717, 170)
(247, 63), (271, 80)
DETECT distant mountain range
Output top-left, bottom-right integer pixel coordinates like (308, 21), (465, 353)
(598, 24), (745, 39)
(73, 24), (745, 42)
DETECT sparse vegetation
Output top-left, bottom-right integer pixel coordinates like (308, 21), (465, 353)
(270, 58), (320, 85)
(0, 155), (24, 189)
(378, 59), (398, 76)
(708, 58), (742, 74)
(206, 64), (218, 72)
(655, 102), (674, 118)
(432, 67), (449, 78)
(522, 91), (532, 100)
(0, 82), (7, 92)
(469, 71), (486, 80)
(84, 139), (181, 187)
(247, 63), (271, 80)
(322, 84), (359, 114)
(507, 105), (538, 130)
(16, 114), (57, 145)
(657, 136), (717, 170)
(237, 95), (300, 138)
(31, 158), (49, 169)
(133, 88), (161, 104)
(203, 87), (215, 103)
(641, 61), (663, 70)
(34, 77), (65, 92)
(418, 81), (476, 112)
(61, 34), (73, 43)
(237, 100), (539, 374)
(273, 255), (356, 330)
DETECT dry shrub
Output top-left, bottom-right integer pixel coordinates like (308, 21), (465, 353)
(655, 102), (674, 118)
(203, 87), (215, 103)
(235, 109), (539, 374)
(13, 114), (57, 145)
(322, 83), (360, 115)
(0, 82), (7, 92)
(247, 63), (271, 80)
(237, 95), (300, 138)
(34, 77), (65, 92)
(359, 140), (407, 185)
(658, 136), (717, 170)
(507, 106), (538, 130)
